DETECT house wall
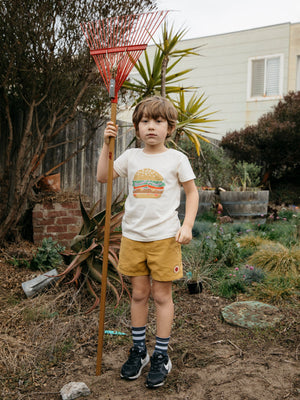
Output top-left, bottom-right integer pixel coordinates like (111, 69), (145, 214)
(288, 23), (300, 90)
(137, 23), (300, 140)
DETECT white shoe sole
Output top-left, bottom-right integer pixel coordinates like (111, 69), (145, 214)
(146, 357), (172, 388)
(120, 353), (150, 380)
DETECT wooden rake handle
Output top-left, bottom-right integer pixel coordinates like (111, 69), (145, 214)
(96, 102), (117, 375)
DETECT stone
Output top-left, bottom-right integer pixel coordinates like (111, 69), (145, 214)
(60, 382), (91, 400)
(221, 300), (284, 329)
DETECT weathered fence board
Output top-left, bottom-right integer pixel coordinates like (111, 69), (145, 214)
(42, 115), (135, 209)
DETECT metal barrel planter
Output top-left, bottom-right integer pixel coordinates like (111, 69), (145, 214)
(178, 189), (215, 219)
(219, 190), (269, 221)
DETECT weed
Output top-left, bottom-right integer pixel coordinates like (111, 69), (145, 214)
(23, 306), (59, 322)
(9, 257), (30, 269)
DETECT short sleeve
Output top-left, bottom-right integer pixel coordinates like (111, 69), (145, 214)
(177, 153), (196, 183)
(114, 149), (131, 178)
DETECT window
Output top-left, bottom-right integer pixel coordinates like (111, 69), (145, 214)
(248, 55), (283, 100)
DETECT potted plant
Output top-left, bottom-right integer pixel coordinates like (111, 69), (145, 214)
(219, 162), (269, 221)
(186, 272), (203, 294)
(183, 250), (204, 294)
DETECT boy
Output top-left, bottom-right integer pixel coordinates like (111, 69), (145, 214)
(97, 96), (199, 388)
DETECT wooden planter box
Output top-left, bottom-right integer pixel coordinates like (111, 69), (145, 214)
(178, 189), (215, 219)
(219, 190), (269, 221)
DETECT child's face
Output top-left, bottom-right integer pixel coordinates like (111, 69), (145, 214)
(137, 115), (172, 150)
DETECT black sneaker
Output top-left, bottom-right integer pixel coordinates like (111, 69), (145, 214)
(120, 346), (149, 380)
(146, 352), (172, 388)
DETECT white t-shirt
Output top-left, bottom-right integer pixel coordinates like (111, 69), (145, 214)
(114, 148), (196, 242)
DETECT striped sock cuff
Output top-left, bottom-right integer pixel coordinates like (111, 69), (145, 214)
(154, 336), (170, 355)
(132, 326), (146, 348)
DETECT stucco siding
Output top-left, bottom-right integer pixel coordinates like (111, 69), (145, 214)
(136, 23), (298, 140)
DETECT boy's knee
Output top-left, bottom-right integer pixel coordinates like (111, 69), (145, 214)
(132, 286), (151, 303)
(152, 287), (173, 306)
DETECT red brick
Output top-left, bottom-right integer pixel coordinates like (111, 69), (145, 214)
(32, 226), (45, 233)
(32, 211), (43, 219)
(42, 202), (55, 210)
(56, 232), (76, 240)
(61, 202), (78, 209)
(68, 210), (82, 217)
(68, 225), (80, 233)
(47, 225), (67, 233)
(46, 210), (67, 218)
(56, 217), (78, 225)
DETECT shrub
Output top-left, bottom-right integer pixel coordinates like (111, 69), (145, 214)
(248, 243), (300, 276)
(217, 264), (265, 299)
(192, 220), (214, 237)
(30, 237), (65, 272)
(237, 235), (271, 249)
(242, 265), (266, 285)
(179, 139), (234, 188)
(249, 275), (300, 304)
(206, 225), (241, 267)
(221, 91), (300, 180)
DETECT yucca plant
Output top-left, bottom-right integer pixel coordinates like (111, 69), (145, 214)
(58, 197), (128, 313)
(123, 22), (200, 103)
(123, 23), (219, 155)
(247, 242), (300, 276)
(174, 90), (218, 154)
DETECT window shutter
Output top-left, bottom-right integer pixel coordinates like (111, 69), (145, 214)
(266, 57), (280, 95)
(251, 59), (264, 97)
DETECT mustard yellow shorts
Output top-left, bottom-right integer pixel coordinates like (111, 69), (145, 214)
(118, 236), (183, 282)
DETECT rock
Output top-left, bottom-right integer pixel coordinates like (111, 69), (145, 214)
(60, 382), (91, 400)
(221, 301), (284, 329)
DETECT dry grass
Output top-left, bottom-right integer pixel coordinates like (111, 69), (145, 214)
(248, 242), (300, 276)
(0, 286), (120, 379)
(237, 235), (272, 249)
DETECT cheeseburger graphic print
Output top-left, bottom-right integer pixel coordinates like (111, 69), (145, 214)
(133, 168), (165, 198)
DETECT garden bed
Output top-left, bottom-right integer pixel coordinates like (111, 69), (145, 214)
(0, 207), (299, 399)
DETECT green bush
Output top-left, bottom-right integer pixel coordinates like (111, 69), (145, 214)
(30, 237), (65, 272)
(221, 91), (300, 180)
(218, 278), (246, 299)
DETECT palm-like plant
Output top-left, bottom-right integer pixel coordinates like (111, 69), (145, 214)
(123, 22), (200, 103)
(174, 91), (219, 154)
(123, 22), (219, 152)
(58, 197), (129, 313)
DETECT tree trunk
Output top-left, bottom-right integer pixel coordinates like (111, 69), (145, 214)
(160, 55), (168, 98)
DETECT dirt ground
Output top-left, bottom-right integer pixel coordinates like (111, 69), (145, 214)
(0, 243), (299, 400)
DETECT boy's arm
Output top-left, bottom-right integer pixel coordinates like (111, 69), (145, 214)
(97, 121), (119, 183)
(175, 180), (199, 244)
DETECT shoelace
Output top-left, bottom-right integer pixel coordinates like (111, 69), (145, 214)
(150, 354), (165, 371)
(127, 347), (143, 365)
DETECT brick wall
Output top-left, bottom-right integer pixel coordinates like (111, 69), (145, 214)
(32, 200), (84, 248)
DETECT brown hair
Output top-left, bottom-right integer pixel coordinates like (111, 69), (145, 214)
(132, 96), (177, 138)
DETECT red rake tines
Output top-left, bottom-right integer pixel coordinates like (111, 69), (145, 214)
(81, 10), (168, 376)
(81, 10), (168, 102)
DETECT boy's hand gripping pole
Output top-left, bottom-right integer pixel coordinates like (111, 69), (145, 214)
(96, 75), (117, 376)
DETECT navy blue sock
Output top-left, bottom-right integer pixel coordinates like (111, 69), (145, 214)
(132, 326), (146, 350)
(154, 336), (170, 356)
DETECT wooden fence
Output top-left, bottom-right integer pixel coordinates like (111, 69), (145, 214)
(42, 115), (135, 209)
